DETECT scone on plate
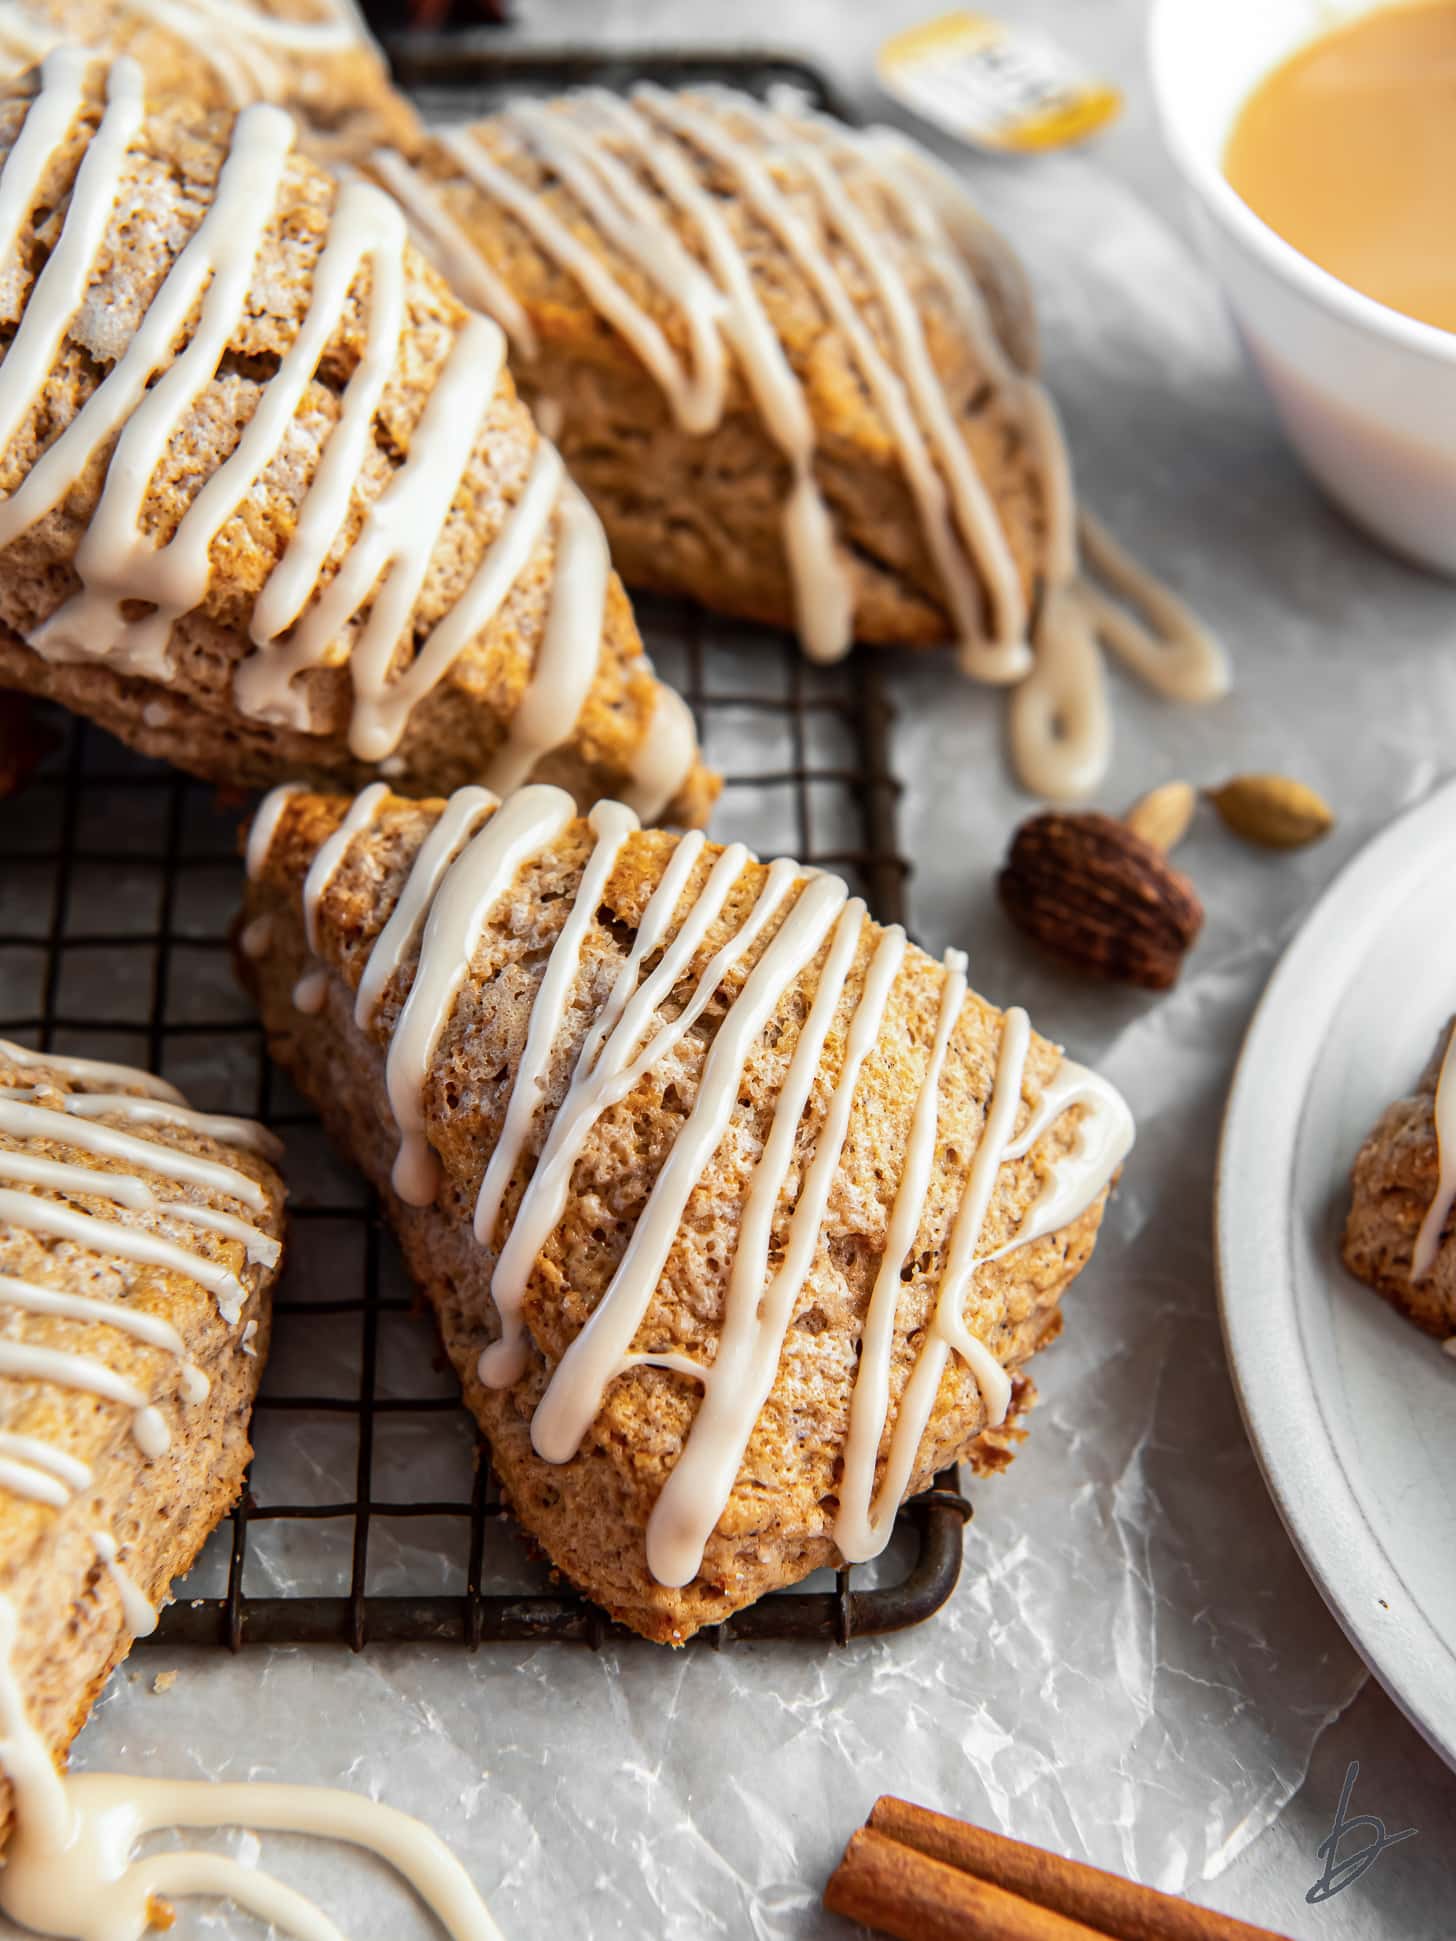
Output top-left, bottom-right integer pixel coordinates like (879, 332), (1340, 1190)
(0, 0), (420, 160)
(0, 55), (716, 827)
(240, 781), (1134, 1643)
(1344, 1018), (1456, 1345)
(368, 83), (1062, 677)
(0, 1037), (286, 1831)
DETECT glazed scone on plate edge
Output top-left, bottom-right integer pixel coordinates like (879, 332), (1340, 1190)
(0, 55), (716, 827)
(0, 1038), (287, 1834)
(0, 0), (421, 161)
(240, 782), (1133, 1643)
(1343, 1018), (1456, 1344)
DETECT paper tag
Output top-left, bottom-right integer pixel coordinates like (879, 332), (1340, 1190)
(877, 11), (1122, 154)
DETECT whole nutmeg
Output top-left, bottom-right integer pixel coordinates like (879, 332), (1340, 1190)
(998, 811), (1204, 990)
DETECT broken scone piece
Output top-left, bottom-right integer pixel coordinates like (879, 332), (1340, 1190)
(0, 54), (715, 825)
(241, 781), (1133, 1643)
(1344, 1018), (1456, 1347)
(0, 1037), (286, 1834)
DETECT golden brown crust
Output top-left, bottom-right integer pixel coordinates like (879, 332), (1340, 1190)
(0, 1048), (286, 1831)
(386, 97), (1051, 650)
(241, 790), (1112, 1643)
(1343, 1022), (1456, 1339)
(0, 0), (421, 161)
(0, 68), (717, 826)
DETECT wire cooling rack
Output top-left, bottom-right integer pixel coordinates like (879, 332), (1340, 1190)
(0, 52), (972, 1651)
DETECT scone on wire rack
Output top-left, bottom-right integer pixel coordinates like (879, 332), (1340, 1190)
(0, 0), (420, 160)
(363, 84), (1229, 800)
(0, 1037), (287, 1832)
(1344, 1018), (1456, 1346)
(0, 54), (716, 828)
(239, 780), (1134, 1644)
(367, 84), (1054, 671)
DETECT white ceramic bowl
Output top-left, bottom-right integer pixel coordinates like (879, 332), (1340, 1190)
(1149, 0), (1456, 576)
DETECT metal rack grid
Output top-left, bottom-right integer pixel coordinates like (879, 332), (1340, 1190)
(0, 52), (973, 1652)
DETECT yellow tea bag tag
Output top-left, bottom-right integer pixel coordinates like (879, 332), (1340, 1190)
(877, 11), (1121, 154)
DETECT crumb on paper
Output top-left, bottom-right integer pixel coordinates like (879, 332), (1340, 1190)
(145, 1893), (176, 1931)
(151, 1670), (177, 1694)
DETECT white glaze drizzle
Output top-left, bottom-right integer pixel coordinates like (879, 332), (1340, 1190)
(0, 1338), (168, 1456)
(294, 780), (390, 1012)
(1074, 510), (1231, 705)
(0, 1190), (248, 1325)
(90, 1532), (158, 1638)
(530, 867), (849, 1467)
(1413, 1022), (1456, 1282)
(645, 901), (897, 1585)
(0, 1099), (263, 1212)
(0, 1431), (91, 1507)
(471, 799), (640, 1250)
(354, 786), (496, 1030)
(0, 55), (695, 820)
(617, 687), (698, 822)
(577, 85), (852, 663)
(373, 84), (1227, 791)
(0, 1153), (277, 1267)
(386, 784), (577, 1205)
(0, 1049), (278, 1485)
(0, 1273), (209, 1406)
(246, 781), (305, 881)
(0, 1038), (182, 1106)
(482, 837), (780, 1389)
(0, 0), (372, 107)
(369, 140), (538, 356)
(14, 1092), (284, 1164)
(0, 1597), (505, 1941)
(253, 787), (1131, 1581)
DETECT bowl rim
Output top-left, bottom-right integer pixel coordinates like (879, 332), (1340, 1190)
(1146, 0), (1456, 371)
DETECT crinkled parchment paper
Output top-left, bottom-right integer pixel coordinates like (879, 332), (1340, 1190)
(17, 1), (1456, 1932)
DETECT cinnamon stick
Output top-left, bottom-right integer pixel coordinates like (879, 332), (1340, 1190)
(825, 1827), (1114, 1941)
(858, 1798), (1293, 1941)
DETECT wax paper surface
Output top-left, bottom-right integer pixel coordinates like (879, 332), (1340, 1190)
(12, 1), (1456, 1934)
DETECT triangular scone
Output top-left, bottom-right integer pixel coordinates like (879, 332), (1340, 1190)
(241, 782), (1133, 1643)
(0, 57), (716, 827)
(0, 0), (420, 161)
(0, 1039), (286, 1833)
(366, 86), (1059, 672)
(1344, 1019), (1456, 1344)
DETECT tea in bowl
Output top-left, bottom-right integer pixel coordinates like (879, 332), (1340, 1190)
(1149, 0), (1456, 576)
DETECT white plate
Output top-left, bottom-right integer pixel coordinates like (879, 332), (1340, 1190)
(1217, 777), (1456, 1771)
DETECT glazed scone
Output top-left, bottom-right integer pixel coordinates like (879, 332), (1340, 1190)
(368, 84), (1060, 674)
(0, 1037), (286, 1835)
(1343, 1019), (1456, 1343)
(0, 0), (420, 160)
(0, 55), (717, 827)
(240, 782), (1133, 1643)
(366, 85), (1230, 802)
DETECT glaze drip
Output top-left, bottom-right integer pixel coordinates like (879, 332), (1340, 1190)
(0, 1598), (505, 1941)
